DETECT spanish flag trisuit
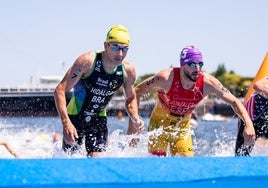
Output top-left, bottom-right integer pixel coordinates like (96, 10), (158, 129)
(148, 67), (204, 157)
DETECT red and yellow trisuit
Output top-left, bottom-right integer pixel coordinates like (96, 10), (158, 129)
(148, 67), (204, 157)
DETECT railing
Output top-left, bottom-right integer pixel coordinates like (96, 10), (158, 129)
(0, 87), (56, 94)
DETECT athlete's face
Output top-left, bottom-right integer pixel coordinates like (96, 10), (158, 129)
(105, 42), (129, 62)
(182, 62), (203, 82)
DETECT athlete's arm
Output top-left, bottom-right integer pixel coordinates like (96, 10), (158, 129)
(0, 140), (20, 158)
(127, 69), (172, 134)
(135, 68), (172, 99)
(203, 73), (255, 145)
(123, 61), (144, 134)
(54, 52), (94, 145)
(253, 76), (268, 98)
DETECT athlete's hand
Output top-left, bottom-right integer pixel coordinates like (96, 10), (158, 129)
(63, 122), (78, 146)
(243, 124), (256, 146)
(132, 117), (144, 134)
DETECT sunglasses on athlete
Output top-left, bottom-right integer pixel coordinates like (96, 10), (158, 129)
(109, 44), (129, 53)
(187, 62), (204, 68)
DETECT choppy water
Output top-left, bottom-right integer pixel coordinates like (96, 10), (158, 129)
(0, 116), (267, 158)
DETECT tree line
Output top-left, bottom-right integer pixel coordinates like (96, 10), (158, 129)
(210, 64), (253, 98)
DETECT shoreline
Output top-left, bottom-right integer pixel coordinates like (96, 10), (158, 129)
(0, 90), (235, 117)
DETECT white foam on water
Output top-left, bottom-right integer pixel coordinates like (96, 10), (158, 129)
(251, 137), (268, 156)
(1, 117), (268, 158)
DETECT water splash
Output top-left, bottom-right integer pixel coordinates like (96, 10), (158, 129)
(1, 117), (268, 158)
(103, 129), (151, 158)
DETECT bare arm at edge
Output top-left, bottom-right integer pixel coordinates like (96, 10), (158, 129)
(203, 73), (255, 146)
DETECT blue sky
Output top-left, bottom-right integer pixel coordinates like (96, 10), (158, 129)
(0, 0), (267, 87)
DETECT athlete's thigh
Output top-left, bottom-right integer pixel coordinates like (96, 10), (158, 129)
(85, 116), (108, 153)
(148, 116), (169, 154)
(170, 133), (194, 157)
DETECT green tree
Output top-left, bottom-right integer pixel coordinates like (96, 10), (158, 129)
(211, 64), (253, 97)
(220, 72), (241, 96)
(212, 64), (227, 78)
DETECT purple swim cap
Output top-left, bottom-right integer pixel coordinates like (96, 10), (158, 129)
(180, 45), (203, 66)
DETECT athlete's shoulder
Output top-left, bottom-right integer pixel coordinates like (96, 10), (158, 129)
(254, 76), (268, 98)
(122, 59), (133, 68)
(122, 59), (136, 74)
(156, 67), (174, 80)
(121, 59), (136, 84)
(72, 51), (99, 77)
(75, 51), (98, 65)
(203, 72), (228, 95)
(203, 72), (217, 82)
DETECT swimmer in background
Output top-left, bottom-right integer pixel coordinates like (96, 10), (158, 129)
(116, 109), (126, 122)
(52, 132), (61, 143)
(0, 139), (20, 158)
